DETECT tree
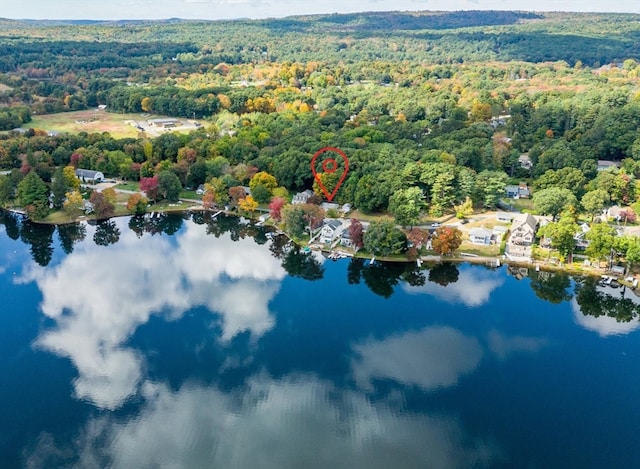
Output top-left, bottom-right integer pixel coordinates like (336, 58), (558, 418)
(301, 203), (325, 236)
(619, 209), (637, 225)
(585, 222), (617, 264)
(625, 237), (640, 271)
(239, 195), (258, 212)
(17, 171), (48, 208)
(581, 189), (610, 221)
(430, 172), (456, 215)
(455, 196), (474, 219)
(140, 176), (159, 202)
(348, 218), (364, 250)
(388, 187), (424, 227)
(50, 167), (67, 209)
(537, 214), (579, 262)
(282, 204), (306, 238)
(157, 170), (182, 202)
(536, 167), (587, 198)
(363, 219), (407, 257)
(533, 187), (578, 219)
(63, 190), (84, 214)
(431, 226), (463, 256)
(126, 193), (148, 215)
(17, 171), (49, 219)
(249, 171), (277, 194)
(90, 191), (115, 220)
(251, 184), (271, 204)
(269, 196), (285, 221)
(63, 165), (80, 191)
(206, 177), (229, 206)
(102, 187), (117, 205)
(229, 186), (247, 206)
(475, 170), (508, 208)
(407, 227), (429, 249)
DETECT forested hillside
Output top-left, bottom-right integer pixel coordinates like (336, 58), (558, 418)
(1, 9), (640, 269)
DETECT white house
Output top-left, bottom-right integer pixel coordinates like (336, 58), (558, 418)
(196, 184), (205, 195)
(292, 189), (314, 205)
(75, 169), (104, 183)
(340, 229), (354, 248)
(469, 227), (492, 245)
(507, 213), (538, 259)
(319, 219), (343, 244)
(496, 212), (515, 223)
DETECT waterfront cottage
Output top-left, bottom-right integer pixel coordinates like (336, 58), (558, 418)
(319, 219), (342, 244)
(469, 227), (493, 245)
(507, 213), (538, 259)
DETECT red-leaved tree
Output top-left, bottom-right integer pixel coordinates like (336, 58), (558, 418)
(431, 226), (462, 256)
(269, 197), (285, 221)
(348, 218), (364, 249)
(139, 176), (159, 202)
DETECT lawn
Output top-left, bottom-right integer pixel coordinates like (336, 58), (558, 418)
(116, 181), (140, 191)
(458, 241), (501, 257)
(26, 110), (144, 138)
(179, 190), (199, 200)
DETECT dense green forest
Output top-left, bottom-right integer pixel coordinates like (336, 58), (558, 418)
(1, 10), (640, 269)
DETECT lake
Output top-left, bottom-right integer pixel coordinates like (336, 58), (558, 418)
(1, 211), (639, 468)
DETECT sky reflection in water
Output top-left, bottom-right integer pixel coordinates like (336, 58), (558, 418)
(1, 213), (639, 468)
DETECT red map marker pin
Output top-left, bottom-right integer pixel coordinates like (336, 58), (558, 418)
(311, 147), (349, 202)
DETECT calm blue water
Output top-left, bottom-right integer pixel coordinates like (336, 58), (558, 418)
(1, 211), (639, 468)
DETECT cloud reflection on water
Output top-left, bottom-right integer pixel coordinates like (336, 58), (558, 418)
(401, 267), (504, 307)
(24, 221), (285, 409)
(28, 376), (498, 469)
(571, 298), (640, 337)
(352, 327), (483, 391)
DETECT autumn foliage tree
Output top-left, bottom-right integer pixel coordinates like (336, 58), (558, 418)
(269, 196), (286, 221)
(229, 186), (247, 206)
(63, 190), (84, 214)
(239, 195), (258, 212)
(348, 218), (364, 249)
(431, 226), (463, 256)
(126, 193), (148, 215)
(202, 188), (216, 210)
(140, 176), (159, 202)
(90, 190), (115, 220)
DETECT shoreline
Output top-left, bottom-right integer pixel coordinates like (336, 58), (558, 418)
(1, 206), (624, 280)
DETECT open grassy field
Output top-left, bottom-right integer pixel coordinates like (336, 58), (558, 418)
(25, 110), (205, 139)
(25, 110), (143, 138)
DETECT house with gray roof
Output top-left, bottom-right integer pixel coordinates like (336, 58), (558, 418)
(75, 169), (104, 183)
(469, 227), (493, 245)
(319, 219), (343, 244)
(292, 189), (314, 205)
(507, 213), (538, 259)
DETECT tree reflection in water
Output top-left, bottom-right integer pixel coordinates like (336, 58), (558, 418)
(1, 210), (639, 324)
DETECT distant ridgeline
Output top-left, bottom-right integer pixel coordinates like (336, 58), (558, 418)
(0, 11), (638, 67)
